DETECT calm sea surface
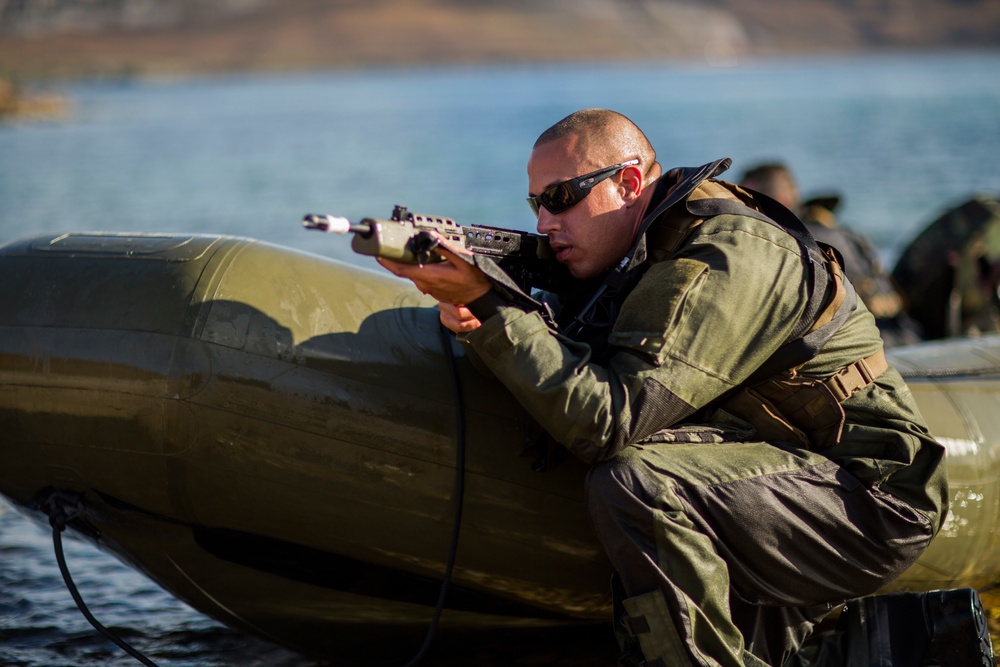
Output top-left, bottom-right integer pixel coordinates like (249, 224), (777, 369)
(1, 52), (999, 666)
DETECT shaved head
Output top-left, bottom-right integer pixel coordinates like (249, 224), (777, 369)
(739, 162), (800, 210)
(534, 109), (659, 179)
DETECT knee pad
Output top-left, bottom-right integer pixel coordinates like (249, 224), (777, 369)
(620, 589), (691, 667)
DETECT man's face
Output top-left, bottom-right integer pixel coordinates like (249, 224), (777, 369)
(528, 136), (638, 280)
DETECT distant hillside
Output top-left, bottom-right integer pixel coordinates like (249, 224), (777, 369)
(1, 0), (999, 80)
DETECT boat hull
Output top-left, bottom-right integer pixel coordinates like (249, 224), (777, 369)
(0, 232), (998, 658)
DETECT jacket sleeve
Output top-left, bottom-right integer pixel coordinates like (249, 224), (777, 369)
(461, 217), (810, 463)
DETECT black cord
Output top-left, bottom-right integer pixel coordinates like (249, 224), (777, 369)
(401, 322), (467, 667)
(45, 494), (162, 667)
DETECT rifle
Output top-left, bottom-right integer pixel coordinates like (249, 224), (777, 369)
(303, 205), (573, 295)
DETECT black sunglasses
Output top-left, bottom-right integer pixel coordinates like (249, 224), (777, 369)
(527, 158), (640, 217)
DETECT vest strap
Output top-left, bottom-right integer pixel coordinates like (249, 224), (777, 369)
(824, 349), (888, 402)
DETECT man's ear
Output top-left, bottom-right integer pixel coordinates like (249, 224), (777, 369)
(620, 165), (644, 206)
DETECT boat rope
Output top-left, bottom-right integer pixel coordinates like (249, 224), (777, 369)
(401, 321), (467, 667)
(43, 490), (162, 667)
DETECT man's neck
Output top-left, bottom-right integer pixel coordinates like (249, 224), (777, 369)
(631, 175), (670, 239)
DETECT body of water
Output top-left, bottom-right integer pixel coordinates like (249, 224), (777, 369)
(1, 51), (999, 666)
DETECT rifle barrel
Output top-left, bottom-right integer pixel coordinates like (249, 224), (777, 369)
(302, 214), (371, 235)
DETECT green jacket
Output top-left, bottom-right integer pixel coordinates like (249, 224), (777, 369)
(463, 177), (948, 531)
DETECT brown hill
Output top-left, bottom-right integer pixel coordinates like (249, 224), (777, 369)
(1, 0), (999, 80)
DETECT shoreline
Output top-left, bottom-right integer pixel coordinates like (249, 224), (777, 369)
(2, 0), (999, 84)
(2, 46), (997, 88)
(0, 77), (69, 119)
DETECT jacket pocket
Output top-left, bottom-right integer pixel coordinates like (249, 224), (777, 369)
(608, 258), (708, 366)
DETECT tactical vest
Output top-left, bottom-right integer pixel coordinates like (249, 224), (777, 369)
(574, 159), (888, 451)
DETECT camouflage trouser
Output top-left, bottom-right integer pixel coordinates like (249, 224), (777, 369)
(586, 433), (934, 667)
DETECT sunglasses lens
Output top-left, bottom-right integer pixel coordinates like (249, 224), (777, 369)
(540, 182), (579, 215)
(528, 187), (576, 217)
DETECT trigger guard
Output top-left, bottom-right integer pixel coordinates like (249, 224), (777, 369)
(409, 231), (441, 265)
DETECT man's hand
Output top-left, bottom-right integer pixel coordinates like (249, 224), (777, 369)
(377, 234), (491, 333)
(438, 302), (482, 334)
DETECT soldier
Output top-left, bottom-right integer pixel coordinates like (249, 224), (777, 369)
(738, 162), (923, 348)
(379, 109), (948, 667)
